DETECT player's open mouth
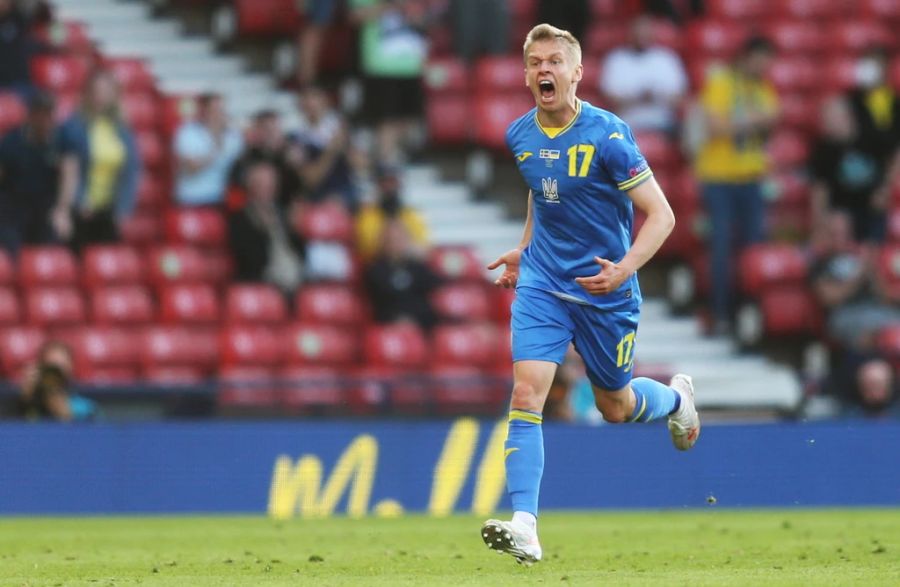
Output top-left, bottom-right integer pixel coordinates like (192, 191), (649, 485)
(538, 80), (555, 102)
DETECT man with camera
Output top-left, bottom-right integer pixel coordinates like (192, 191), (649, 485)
(16, 341), (96, 422)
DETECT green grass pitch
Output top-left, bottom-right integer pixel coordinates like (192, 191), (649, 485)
(1, 510), (898, 586)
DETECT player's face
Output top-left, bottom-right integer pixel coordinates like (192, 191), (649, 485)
(524, 39), (583, 113)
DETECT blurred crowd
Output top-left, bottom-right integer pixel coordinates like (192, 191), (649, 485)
(2, 0), (900, 419)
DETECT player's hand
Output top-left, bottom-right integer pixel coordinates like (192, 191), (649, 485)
(487, 248), (522, 289)
(575, 257), (632, 296)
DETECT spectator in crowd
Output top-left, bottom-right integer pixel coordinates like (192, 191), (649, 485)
(59, 69), (140, 251)
(293, 85), (358, 210)
(693, 36), (778, 334)
(228, 159), (306, 294)
(537, 0), (587, 51)
(810, 96), (888, 243)
(356, 164), (428, 261)
(16, 340), (97, 422)
(847, 46), (900, 168)
(295, 0), (341, 87)
(0, 0), (49, 99)
(600, 15), (687, 135)
(449, 0), (507, 62)
(0, 92), (69, 254)
(350, 0), (430, 164)
(364, 219), (439, 331)
(809, 211), (900, 418)
(229, 109), (303, 211)
(174, 92), (243, 207)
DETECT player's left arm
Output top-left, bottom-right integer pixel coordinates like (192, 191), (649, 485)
(576, 177), (674, 295)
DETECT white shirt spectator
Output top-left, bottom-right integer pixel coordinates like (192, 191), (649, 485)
(600, 45), (687, 133)
(174, 122), (243, 206)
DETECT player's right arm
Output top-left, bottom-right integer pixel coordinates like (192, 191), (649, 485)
(487, 190), (533, 288)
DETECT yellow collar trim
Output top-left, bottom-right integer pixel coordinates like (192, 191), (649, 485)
(535, 99), (581, 139)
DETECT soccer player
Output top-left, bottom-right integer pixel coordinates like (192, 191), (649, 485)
(481, 24), (700, 565)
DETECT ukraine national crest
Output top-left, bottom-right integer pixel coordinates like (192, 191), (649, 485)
(541, 177), (559, 203)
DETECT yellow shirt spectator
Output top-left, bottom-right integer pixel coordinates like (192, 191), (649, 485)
(695, 68), (778, 183)
(87, 116), (126, 211)
(356, 205), (429, 261)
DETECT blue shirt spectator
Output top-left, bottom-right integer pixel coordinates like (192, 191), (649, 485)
(174, 93), (243, 206)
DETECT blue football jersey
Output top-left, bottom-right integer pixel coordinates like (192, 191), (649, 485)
(506, 100), (652, 310)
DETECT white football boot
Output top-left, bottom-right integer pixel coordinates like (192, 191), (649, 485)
(481, 518), (542, 566)
(667, 373), (700, 451)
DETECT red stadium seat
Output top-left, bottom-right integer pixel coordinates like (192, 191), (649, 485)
(891, 57), (900, 92)
(475, 56), (526, 93)
(220, 325), (283, 367)
(779, 0), (852, 20)
(59, 327), (140, 377)
(0, 287), (19, 324)
(829, 21), (896, 55)
(136, 131), (164, 170)
(686, 21), (748, 59)
(739, 244), (808, 297)
(164, 208), (226, 248)
(284, 323), (358, 367)
(295, 285), (366, 326)
(159, 283), (220, 324)
(121, 211), (163, 246)
(82, 245), (144, 287)
(225, 284), (287, 324)
(280, 366), (344, 412)
(430, 365), (502, 416)
(508, 0), (538, 20)
(472, 93), (535, 149)
(772, 173), (811, 207)
(432, 283), (492, 322)
(121, 92), (159, 131)
(706, 0), (772, 21)
(142, 365), (205, 384)
(233, 0), (302, 36)
(766, 21), (827, 56)
(30, 56), (90, 92)
(424, 57), (469, 94)
(19, 246), (78, 287)
(584, 23), (630, 57)
(0, 327), (45, 376)
(768, 58), (819, 93)
(778, 93), (823, 134)
(295, 201), (353, 243)
(203, 249), (234, 285)
(137, 174), (165, 211)
(0, 250), (13, 284)
(888, 209), (900, 243)
(823, 58), (859, 93)
(426, 94), (470, 145)
(34, 21), (93, 54)
(877, 325), (900, 361)
(141, 325), (218, 371)
(105, 58), (155, 92)
(491, 286), (516, 324)
(432, 323), (500, 368)
(760, 287), (820, 336)
(634, 131), (678, 172)
(146, 245), (207, 285)
(25, 287), (85, 326)
(766, 131), (810, 171)
(218, 365), (277, 408)
(863, 0), (900, 20)
(0, 91), (26, 134)
(428, 246), (484, 282)
(365, 323), (429, 370)
(91, 285), (155, 325)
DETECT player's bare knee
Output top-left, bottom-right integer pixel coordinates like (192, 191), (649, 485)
(510, 381), (542, 412)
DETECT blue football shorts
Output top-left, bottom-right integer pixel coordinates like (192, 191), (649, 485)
(511, 286), (640, 391)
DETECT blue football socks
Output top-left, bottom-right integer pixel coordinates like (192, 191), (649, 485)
(629, 377), (680, 422)
(505, 409), (544, 517)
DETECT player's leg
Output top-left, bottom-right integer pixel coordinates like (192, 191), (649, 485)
(482, 287), (572, 565)
(572, 305), (700, 449)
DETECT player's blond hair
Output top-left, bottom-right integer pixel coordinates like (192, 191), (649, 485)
(523, 24), (582, 65)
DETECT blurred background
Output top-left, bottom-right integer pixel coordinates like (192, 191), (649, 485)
(1, 0), (899, 430)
